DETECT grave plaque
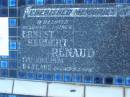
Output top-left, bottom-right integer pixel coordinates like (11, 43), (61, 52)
(19, 5), (130, 78)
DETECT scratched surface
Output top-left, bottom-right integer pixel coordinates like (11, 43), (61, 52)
(18, 5), (130, 77)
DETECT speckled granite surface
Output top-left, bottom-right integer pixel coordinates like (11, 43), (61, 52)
(19, 4), (130, 77)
